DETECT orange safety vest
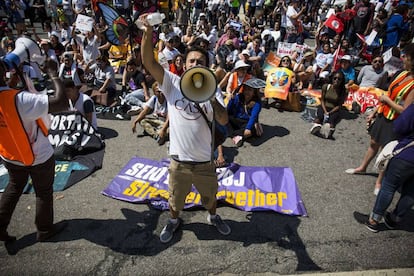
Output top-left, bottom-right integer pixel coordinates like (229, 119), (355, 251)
(378, 71), (414, 121)
(0, 89), (48, 166)
(230, 72), (252, 94)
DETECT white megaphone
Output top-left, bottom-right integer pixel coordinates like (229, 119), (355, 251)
(180, 66), (218, 103)
(2, 37), (45, 70)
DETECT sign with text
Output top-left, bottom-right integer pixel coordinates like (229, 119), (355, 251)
(102, 157), (308, 216)
(75, 14), (94, 33)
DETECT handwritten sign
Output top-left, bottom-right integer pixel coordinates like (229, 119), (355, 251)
(75, 14), (94, 33)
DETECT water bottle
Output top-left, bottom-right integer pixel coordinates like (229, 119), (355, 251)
(323, 113), (329, 123)
(135, 12), (166, 30)
(147, 12), (166, 26)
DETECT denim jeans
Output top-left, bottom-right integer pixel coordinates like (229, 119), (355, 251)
(371, 157), (414, 222)
(125, 89), (146, 107)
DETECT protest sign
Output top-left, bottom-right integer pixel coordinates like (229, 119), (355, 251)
(103, 157), (308, 216)
(264, 67), (294, 100)
(75, 14), (94, 33)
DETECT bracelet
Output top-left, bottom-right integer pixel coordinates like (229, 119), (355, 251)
(51, 77), (60, 80)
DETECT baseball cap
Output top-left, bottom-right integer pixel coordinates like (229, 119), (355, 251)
(341, 55), (352, 61)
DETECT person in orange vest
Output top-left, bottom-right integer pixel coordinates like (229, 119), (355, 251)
(225, 60), (252, 101)
(0, 58), (70, 244)
(345, 43), (414, 196)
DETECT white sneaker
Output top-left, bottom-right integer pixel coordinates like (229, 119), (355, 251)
(320, 123), (331, 139)
(127, 106), (143, 116)
(310, 123), (321, 135)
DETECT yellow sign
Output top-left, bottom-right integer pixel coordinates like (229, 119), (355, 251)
(264, 67), (294, 100)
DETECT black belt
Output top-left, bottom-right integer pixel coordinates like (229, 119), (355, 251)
(171, 156), (210, 165)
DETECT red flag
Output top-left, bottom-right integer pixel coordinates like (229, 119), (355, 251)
(337, 9), (356, 21)
(324, 14), (344, 34)
(332, 45), (341, 72)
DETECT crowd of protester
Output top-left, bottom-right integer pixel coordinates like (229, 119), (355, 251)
(1, 0), (414, 232)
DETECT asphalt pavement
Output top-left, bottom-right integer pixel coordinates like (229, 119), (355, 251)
(0, 21), (413, 276)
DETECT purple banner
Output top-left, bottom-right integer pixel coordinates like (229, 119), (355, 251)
(102, 157), (307, 216)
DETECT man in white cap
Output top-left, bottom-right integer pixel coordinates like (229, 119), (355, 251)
(339, 55), (356, 88)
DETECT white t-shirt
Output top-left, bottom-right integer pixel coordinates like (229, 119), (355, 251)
(145, 95), (168, 119)
(0, 88), (53, 166)
(161, 47), (180, 63)
(286, 5), (298, 28)
(90, 64), (116, 89)
(160, 70), (220, 162)
(73, 93), (97, 129)
(78, 35), (100, 65)
(315, 52), (333, 69)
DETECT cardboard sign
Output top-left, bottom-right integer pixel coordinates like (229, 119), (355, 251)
(75, 14), (94, 33)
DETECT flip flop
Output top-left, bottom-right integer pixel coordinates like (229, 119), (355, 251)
(345, 168), (366, 175)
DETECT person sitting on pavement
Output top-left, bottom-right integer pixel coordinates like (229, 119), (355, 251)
(169, 54), (185, 76)
(265, 55), (297, 108)
(108, 42), (129, 74)
(58, 52), (83, 88)
(64, 79), (98, 130)
(131, 82), (169, 146)
(356, 55), (388, 90)
(84, 55), (117, 106)
(313, 42), (334, 86)
(121, 59), (151, 114)
(225, 60), (252, 102)
(227, 78), (266, 147)
(310, 71), (347, 139)
(339, 55), (357, 90)
(296, 49), (316, 89)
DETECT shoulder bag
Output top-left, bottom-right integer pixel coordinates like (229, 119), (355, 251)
(374, 140), (414, 171)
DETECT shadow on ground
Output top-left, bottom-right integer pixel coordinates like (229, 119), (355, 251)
(6, 208), (321, 272)
(11, 207), (413, 270)
(249, 125), (290, 147)
(98, 127), (119, 139)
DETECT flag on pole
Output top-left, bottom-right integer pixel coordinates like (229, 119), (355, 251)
(324, 14), (344, 34)
(332, 45), (341, 71)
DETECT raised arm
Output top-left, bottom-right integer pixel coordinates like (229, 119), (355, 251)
(138, 14), (165, 85)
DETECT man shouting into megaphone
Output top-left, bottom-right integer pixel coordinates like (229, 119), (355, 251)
(137, 13), (232, 243)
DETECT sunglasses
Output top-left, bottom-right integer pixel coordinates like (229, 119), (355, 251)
(373, 60), (383, 64)
(281, 59), (290, 62)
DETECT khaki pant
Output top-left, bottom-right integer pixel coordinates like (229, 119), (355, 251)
(168, 159), (217, 211)
(140, 116), (167, 138)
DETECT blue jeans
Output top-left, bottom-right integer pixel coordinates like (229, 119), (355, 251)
(125, 89), (146, 107)
(371, 158), (414, 222)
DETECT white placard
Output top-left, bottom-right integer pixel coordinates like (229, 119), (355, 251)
(365, 30), (378, 46)
(75, 14), (94, 33)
